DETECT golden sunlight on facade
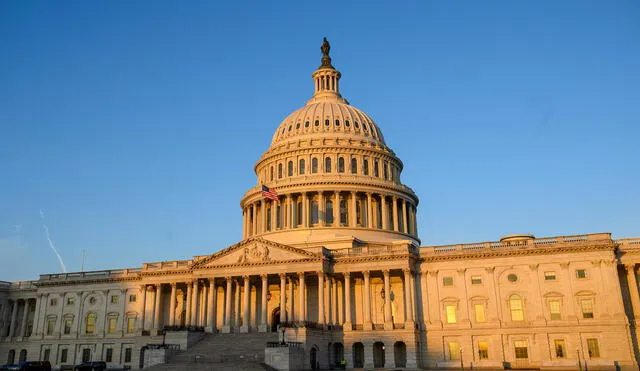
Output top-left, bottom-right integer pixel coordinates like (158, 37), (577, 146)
(1, 39), (639, 370)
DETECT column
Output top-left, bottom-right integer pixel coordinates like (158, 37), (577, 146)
(19, 300), (29, 338)
(271, 200), (277, 231)
(626, 264), (640, 321)
(260, 275), (268, 332)
(326, 275), (332, 324)
(332, 276), (338, 325)
(200, 283), (208, 327)
(279, 274), (287, 323)
(261, 199), (267, 233)
(363, 271), (372, 330)
(402, 200), (408, 233)
(223, 277), (232, 333)
(366, 193), (373, 228)
(192, 281), (200, 326)
(318, 272), (325, 326)
(242, 208), (247, 238)
(302, 192), (308, 227)
(31, 296), (41, 337)
(384, 270), (393, 330)
(298, 273), (306, 322)
(381, 195), (388, 230)
(208, 279), (216, 333)
(140, 286), (147, 332)
(287, 196), (293, 229)
(252, 203), (257, 236)
(185, 282), (192, 326)
(344, 273), (352, 330)
(392, 196), (399, 232)
(234, 279), (241, 327)
(404, 269), (415, 325)
(241, 276), (250, 332)
(169, 283), (177, 326)
(350, 191), (357, 227)
(333, 191), (340, 226)
(154, 284), (162, 330)
(319, 192), (325, 226)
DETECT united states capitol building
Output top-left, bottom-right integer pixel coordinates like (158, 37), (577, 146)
(1, 40), (639, 370)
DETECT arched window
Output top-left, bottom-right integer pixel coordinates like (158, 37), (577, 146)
(363, 158), (369, 175)
(325, 199), (334, 225)
(325, 157), (332, 173)
(383, 160), (389, 180)
(338, 157), (345, 173)
(509, 295), (524, 321)
(311, 158), (318, 173)
(299, 159), (305, 175)
(270, 166), (274, 181)
(340, 199), (348, 226)
(288, 161), (293, 177)
(296, 200), (303, 226)
(351, 158), (357, 174)
(311, 200), (319, 225)
(18, 350), (27, 363)
(85, 313), (96, 334)
(278, 164), (283, 179)
(7, 349), (15, 364)
(374, 159), (379, 177)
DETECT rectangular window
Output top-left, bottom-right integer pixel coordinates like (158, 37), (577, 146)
(60, 348), (68, 363)
(478, 341), (489, 360)
(124, 348), (132, 363)
(66, 297), (74, 305)
(544, 271), (556, 281)
(549, 300), (561, 320)
(448, 342), (460, 360)
(64, 318), (72, 334)
(587, 338), (600, 358)
(554, 339), (566, 358)
(442, 277), (454, 287)
(110, 295), (119, 304)
(127, 317), (135, 333)
(82, 348), (91, 363)
(105, 348), (113, 363)
(445, 305), (457, 324)
(128, 295), (136, 303)
(474, 304), (486, 323)
(471, 275), (482, 285)
(581, 299), (594, 319)
(108, 317), (117, 334)
(576, 269), (587, 279)
(514, 340), (528, 359)
(50, 298), (57, 306)
(46, 319), (55, 335)
(43, 349), (50, 362)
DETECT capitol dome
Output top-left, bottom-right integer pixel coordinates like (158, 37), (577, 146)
(241, 38), (419, 248)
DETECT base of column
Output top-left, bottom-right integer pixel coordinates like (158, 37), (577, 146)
(258, 324), (268, 332)
(205, 326), (215, 333)
(343, 322), (352, 331)
(404, 321), (415, 329)
(384, 322), (394, 330)
(240, 325), (249, 333)
(221, 325), (231, 334)
(363, 322), (373, 331)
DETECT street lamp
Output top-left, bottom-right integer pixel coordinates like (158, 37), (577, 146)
(576, 348), (582, 371)
(459, 346), (464, 370)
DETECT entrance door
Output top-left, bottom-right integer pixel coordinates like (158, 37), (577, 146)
(353, 343), (364, 368)
(310, 347), (317, 369)
(271, 307), (281, 332)
(373, 342), (385, 368)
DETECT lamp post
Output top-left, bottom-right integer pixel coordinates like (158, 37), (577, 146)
(576, 348), (582, 371)
(459, 346), (464, 370)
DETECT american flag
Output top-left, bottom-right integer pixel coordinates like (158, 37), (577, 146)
(261, 185), (279, 202)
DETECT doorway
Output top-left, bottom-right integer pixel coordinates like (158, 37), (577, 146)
(271, 307), (281, 332)
(394, 342), (407, 367)
(352, 342), (364, 368)
(373, 342), (385, 368)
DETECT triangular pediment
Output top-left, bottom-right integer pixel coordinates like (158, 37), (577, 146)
(192, 237), (320, 269)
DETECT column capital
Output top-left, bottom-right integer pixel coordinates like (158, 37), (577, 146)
(170, 282), (177, 288)
(279, 273), (287, 280)
(298, 272), (306, 279)
(402, 268), (413, 275)
(484, 267), (495, 274)
(317, 271), (325, 278)
(528, 263), (539, 271)
(362, 270), (370, 278)
(225, 276), (233, 281)
(383, 269), (391, 276)
(242, 275), (250, 281)
(343, 272), (351, 278)
(260, 274), (268, 280)
(626, 263), (638, 271)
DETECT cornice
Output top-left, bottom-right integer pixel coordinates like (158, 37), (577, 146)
(36, 276), (141, 288)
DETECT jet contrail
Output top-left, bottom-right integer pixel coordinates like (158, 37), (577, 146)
(39, 210), (67, 273)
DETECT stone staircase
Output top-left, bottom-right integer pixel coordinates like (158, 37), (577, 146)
(146, 331), (279, 370)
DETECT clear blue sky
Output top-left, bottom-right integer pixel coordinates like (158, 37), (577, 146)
(1, 1), (638, 281)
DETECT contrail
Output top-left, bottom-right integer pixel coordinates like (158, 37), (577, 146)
(39, 210), (67, 273)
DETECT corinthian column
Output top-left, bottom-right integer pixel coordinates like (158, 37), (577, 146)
(208, 279), (216, 333)
(333, 191), (340, 226)
(318, 272), (325, 326)
(241, 276), (250, 332)
(222, 277), (232, 333)
(404, 269), (415, 325)
(381, 195), (388, 230)
(298, 273), (306, 322)
(8, 300), (18, 338)
(169, 283), (177, 326)
(626, 264), (640, 322)
(259, 275), (268, 332)
(363, 271), (372, 330)
(402, 199), (408, 233)
(279, 274), (287, 323)
(19, 300), (29, 338)
(392, 196), (399, 232)
(350, 191), (357, 227)
(344, 273), (352, 331)
(384, 270), (393, 330)
(154, 284), (162, 330)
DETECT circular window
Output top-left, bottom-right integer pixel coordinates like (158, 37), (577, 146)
(296, 123), (300, 129)
(89, 297), (96, 305)
(288, 125), (292, 132)
(345, 120), (350, 127)
(507, 274), (518, 282)
(363, 123), (369, 131)
(335, 120), (340, 126)
(281, 128), (285, 134)
(354, 122), (360, 129)
(305, 121), (309, 127)
(325, 119), (330, 126)
(315, 120), (319, 127)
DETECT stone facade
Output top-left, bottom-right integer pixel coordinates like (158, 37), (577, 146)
(1, 40), (639, 370)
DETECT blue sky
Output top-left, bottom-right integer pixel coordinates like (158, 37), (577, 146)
(1, 1), (638, 281)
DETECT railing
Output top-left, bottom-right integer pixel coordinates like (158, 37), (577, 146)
(333, 243), (414, 257)
(40, 268), (142, 281)
(162, 325), (204, 332)
(142, 260), (192, 270)
(266, 341), (303, 348)
(1, 281), (38, 290)
(145, 343), (180, 350)
(618, 238), (640, 248)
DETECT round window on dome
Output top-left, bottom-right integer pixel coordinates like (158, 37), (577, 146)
(281, 128), (285, 134)
(296, 123), (300, 129)
(335, 120), (340, 126)
(508, 274), (518, 282)
(288, 125), (292, 132)
(345, 120), (350, 127)
(325, 119), (330, 126)
(354, 122), (360, 129)
(305, 121), (309, 127)
(315, 120), (319, 127)
(363, 123), (369, 131)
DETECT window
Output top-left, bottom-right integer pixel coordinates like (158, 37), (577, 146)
(445, 305), (457, 324)
(278, 163), (283, 178)
(66, 297), (74, 305)
(587, 338), (600, 358)
(478, 341), (489, 360)
(82, 348), (90, 363)
(339, 199), (348, 226)
(43, 349), (50, 362)
(314, 120), (319, 127)
(325, 200), (334, 225)
(50, 298), (57, 306)
(128, 295), (136, 303)
(335, 119), (340, 126)
(549, 300), (561, 320)
(576, 269), (587, 279)
(287, 161), (293, 176)
(373, 159), (379, 177)
(325, 119), (330, 126)
(86, 313), (96, 334)
(60, 348), (68, 363)
(471, 275), (482, 285)
(448, 342), (460, 360)
(508, 274), (518, 282)
(514, 340), (528, 359)
(383, 161), (389, 180)
(108, 317), (117, 334)
(325, 157), (332, 173)
(89, 297), (96, 305)
(581, 299), (594, 319)
(338, 157), (345, 173)
(124, 348), (132, 363)
(299, 159), (305, 175)
(509, 295), (524, 321)
(296, 200), (302, 226)
(270, 166), (274, 181)
(127, 317), (135, 333)
(474, 304), (486, 323)
(350, 158), (357, 174)
(311, 158), (318, 173)
(442, 277), (453, 287)
(110, 295), (119, 304)
(64, 318), (72, 334)
(46, 318), (55, 335)
(363, 158), (369, 175)
(554, 339), (566, 358)
(544, 271), (556, 281)
(105, 348), (113, 363)
(310, 200), (319, 225)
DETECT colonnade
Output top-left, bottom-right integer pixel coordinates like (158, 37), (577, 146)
(139, 269), (417, 334)
(0, 298), (35, 339)
(242, 191), (417, 239)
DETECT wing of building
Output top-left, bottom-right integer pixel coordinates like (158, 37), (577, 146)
(1, 40), (639, 371)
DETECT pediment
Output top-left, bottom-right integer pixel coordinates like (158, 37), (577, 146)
(192, 237), (320, 269)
